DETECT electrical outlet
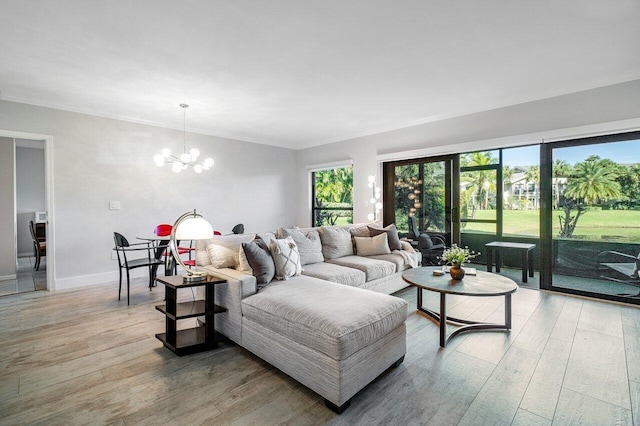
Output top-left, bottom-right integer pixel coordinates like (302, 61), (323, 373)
(109, 201), (121, 210)
(111, 251), (118, 260)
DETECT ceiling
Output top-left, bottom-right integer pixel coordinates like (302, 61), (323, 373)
(1, 1), (639, 150)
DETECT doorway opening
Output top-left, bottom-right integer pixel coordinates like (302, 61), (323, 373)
(0, 132), (52, 296)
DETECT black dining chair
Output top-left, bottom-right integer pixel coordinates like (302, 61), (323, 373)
(29, 220), (46, 270)
(113, 232), (164, 305)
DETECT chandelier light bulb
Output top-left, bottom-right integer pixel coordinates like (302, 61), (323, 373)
(368, 175), (376, 183)
(180, 152), (191, 163)
(367, 213), (375, 221)
(375, 202), (383, 210)
(171, 162), (182, 173)
(153, 154), (165, 167)
(189, 148), (200, 160)
(203, 158), (214, 169)
(161, 148), (171, 157)
(194, 164), (203, 173)
(370, 197), (376, 204)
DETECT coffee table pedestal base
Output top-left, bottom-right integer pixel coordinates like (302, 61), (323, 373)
(417, 288), (513, 348)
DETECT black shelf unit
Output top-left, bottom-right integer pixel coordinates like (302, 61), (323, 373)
(155, 275), (227, 356)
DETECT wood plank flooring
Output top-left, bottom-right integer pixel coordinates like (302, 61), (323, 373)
(0, 277), (638, 425)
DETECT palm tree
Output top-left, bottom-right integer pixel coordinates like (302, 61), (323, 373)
(524, 165), (540, 208)
(552, 160), (571, 209)
(558, 158), (621, 237)
(564, 160), (621, 204)
(502, 165), (515, 209)
(460, 151), (497, 211)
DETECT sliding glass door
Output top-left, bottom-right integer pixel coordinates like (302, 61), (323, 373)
(541, 132), (640, 303)
(383, 156), (455, 244)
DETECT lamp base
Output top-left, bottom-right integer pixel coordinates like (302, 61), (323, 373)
(182, 272), (207, 283)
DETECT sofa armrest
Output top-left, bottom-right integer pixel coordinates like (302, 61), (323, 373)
(193, 266), (257, 344)
(399, 240), (416, 253)
(198, 266), (257, 298)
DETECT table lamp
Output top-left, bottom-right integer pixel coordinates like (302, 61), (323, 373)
(170, 209), (213, 283)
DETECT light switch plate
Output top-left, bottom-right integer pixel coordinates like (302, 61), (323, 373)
(109, 201), (121, 210)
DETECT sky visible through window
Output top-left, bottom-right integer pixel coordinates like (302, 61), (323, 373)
(502, 140), (640, 166)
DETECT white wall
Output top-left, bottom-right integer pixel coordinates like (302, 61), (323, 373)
(16, 145), (46, 256)
(296, 79), (640, 226)
(0, 137), (16, 280)
(0, 100), (298, 289)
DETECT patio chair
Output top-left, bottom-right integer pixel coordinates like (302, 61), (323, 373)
(402, 216), (446, 265)
(595, 250), (640, 296)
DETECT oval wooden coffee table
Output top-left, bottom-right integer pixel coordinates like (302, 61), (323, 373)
(402, 266), (518, 347)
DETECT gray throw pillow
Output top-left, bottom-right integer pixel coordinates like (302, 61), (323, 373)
(368, 224), (403, 251)
(319, 226), (354, 260)
(242, 239), (275, 287)
(281, 228), (324, 265)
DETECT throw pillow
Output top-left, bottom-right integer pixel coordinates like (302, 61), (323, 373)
(206, 234), (256, 269)
(349, 223), (371, 238)
(270, 236), (302, 280)
(281, 228), (324, 265)
(238, 245), (253, 273)
(368, 223), (403, 251)
(195, 239), (213, 266)
(319, 226), (354, 260)
(242, 239), (276, 286)
(354, 233), (392, 256)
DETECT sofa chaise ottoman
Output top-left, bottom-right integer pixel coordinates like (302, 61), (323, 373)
(240, 275), (407, 412)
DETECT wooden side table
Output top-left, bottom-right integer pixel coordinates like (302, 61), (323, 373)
(155, 275), (227, 356)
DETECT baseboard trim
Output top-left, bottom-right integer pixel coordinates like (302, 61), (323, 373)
(54, 269), (148, 291)
(0, 274), (17, 282)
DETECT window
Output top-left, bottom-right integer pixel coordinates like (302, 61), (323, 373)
(311, 166), (353, 226)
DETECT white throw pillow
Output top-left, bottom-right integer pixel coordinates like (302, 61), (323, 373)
(354, 233), (391, 257)
(206, 234), (256, 269)
(270, 236), (302, 280)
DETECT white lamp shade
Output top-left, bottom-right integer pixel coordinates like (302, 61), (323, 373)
(175, 215), (213, 240)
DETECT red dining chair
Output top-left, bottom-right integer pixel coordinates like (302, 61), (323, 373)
(154, 224), (194, 274)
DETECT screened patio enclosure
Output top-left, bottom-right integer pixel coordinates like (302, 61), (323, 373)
(383, 131), (640, 305)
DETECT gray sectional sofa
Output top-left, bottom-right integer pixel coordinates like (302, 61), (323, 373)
(193, 222), (420, 413)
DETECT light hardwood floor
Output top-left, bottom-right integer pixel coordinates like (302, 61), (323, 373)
(0, 277), (638, 425)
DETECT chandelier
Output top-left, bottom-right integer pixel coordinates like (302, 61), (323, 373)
(153, 104), (214, 173)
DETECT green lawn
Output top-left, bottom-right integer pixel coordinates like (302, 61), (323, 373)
(464, 209), (640, 242)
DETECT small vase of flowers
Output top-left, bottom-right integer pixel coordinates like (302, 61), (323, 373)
(440, 244), (480, 280)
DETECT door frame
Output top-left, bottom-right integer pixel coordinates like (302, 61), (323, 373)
(1, 129), (54, 291)
(382, 154), (457, 244)
(540, 130), (640, 303)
